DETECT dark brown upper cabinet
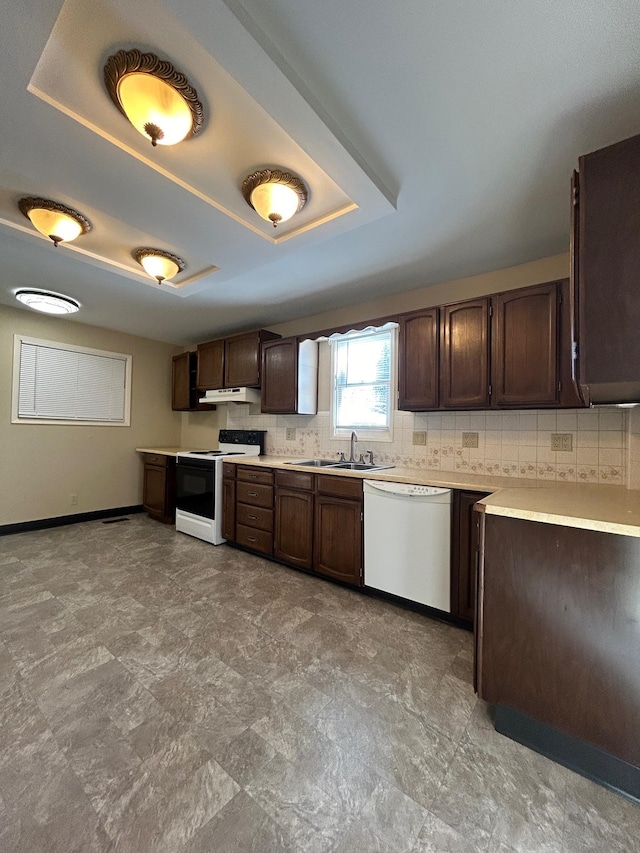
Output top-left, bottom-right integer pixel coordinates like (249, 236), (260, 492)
(492, 283), (558, 407)
(440, 298), (491, 409)
(172, 351), (211, 411)
(398, 308), (439, 410)
(261, 338), (318, 414)
(196, 339), (225, 390)
(196, 330), (280, 391)
(224, 330), (281, 388)
(573, 132), (640, 404)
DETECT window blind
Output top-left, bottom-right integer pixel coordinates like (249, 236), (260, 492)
(16, 339), (129, 423)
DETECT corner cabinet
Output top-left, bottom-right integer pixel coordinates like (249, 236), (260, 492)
(172, 352), (211, 411)
(141, 453), (176, 524)
(261, 338), (318, 414)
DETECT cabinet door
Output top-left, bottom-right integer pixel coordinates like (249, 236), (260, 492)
(314, 495), (362, 586)
(196, 340), (224, 390)
(224, 332), (261, 387)
(578, 133), (640, 403)
(440, 299), (490, 408)
(274, 488), (314, 569)
(172, 352), (192, 410)
(261, 338), (297, 413)
(492, 283), (558, 407)
(221, 478), (236, 542)
(398, 308), (439, 410)
(451, 490), (490, 623)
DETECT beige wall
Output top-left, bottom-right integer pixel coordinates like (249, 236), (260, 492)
(269, 253), (570, 338)
(1, 304), (182, 525)
(180, 407), (227, 448)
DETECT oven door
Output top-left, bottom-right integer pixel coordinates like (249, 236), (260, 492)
(176, 459), (215, 519)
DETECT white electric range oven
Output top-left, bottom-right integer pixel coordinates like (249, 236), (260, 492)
(175, 429), (266, 544)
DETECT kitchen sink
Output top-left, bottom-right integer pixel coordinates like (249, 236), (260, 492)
(288, 459), (341, 467)
(287, 459), (394, 472)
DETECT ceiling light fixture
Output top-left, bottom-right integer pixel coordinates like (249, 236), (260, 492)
(18, 197), (92, 247)
(15, 289), (80, 315)
(242, 169), (308, 228)
(104, 49), (204, 147)
(133, 248), (186, 284)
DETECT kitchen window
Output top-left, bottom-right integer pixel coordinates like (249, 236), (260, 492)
(12, 335), (132, 426)
(330, 324), (397, 441)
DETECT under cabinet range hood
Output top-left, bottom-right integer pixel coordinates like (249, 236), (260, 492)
(199, 387), (261, 405)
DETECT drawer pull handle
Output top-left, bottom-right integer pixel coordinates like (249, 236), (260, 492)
(248, 491), (258, 497)
(249, 475), (258, 479)
(248, 536), (258, 543)
(248, 514), (257, 520)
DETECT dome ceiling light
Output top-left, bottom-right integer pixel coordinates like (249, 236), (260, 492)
(104, 49), (204, 147)
(133, 248), (186, 284)
(242, 169), (308, 228)
(18, 197), (92, 247)
(15, 289), (80, 315)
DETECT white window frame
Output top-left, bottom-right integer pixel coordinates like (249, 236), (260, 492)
(12, 335), (132, 426)
(330, 325), (397, 443)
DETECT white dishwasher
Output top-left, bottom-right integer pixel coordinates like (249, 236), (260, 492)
(363, 480), (452, 612)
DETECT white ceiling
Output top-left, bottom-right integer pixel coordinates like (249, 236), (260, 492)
(2, 0), (640, 344)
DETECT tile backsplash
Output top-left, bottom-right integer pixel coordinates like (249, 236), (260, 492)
(227, 406), (628, 485)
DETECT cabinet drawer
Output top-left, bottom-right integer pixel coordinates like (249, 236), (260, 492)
(237, 466), (274, 485)
(275, 470), (314, 491)
(317, 474), (362, 500)
(236, 503), (273, 532)
(222, 462), (236, 479)
(142, 453), (169, 467)
(236, 524), (273, 555)
(236, 481), (273, 508)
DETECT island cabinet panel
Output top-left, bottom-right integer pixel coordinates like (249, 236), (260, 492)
(398, 308), (439, 410)
(196, 339), (225, 390)
(450, 490), (490, 622)
(440, 298), (490, 409)
(574, 132), (640, 403)
(476, 513), (640, 768)
(492, 283), (558, 407)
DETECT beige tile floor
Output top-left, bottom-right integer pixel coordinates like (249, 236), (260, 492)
(0, 515), (639, 852)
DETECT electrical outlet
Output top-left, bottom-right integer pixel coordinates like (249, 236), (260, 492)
(462, 432), (479, 448)
(412, 431), (427, 446)
(70, 493), (78, 506)
(551, 433), (573, 452)
(286, 428), (296, 441)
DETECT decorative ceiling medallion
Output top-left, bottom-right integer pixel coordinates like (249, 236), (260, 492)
(18, 196), (92, 246)
(242, 169), (308, 228)
(104, 49), (204, 147)
(132, 247), (186, 284)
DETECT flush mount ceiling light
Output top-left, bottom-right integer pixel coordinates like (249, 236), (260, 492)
(15, 288), (80, 315)
(18, 197), (92, 247)
(104, 49), (204, 147)
(133, 248), (186, 284)
(242, 169), (308, 228)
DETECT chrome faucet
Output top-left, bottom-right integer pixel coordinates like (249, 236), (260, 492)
(349, 430), (358, 462)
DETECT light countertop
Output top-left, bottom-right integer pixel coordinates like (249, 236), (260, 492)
(223, 454), (640, 538)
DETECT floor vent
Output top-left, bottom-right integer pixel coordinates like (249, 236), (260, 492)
(102, 517), (130, 524)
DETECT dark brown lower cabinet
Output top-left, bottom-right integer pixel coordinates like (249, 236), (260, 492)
(141, 453), (176, 524)
(476, 511), (640, 770)
(314, 495), (363, 585)
(451, 490), (490, 622)
(274, 488), (314, 568)
(221, 464), (236, 542)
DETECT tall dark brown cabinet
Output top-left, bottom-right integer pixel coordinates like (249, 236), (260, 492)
(572, 132), (640, 404)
